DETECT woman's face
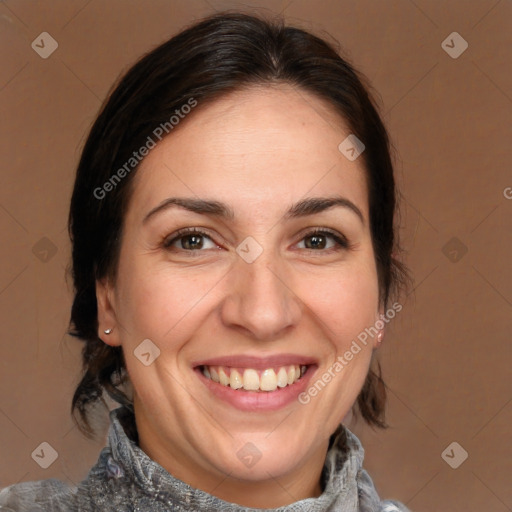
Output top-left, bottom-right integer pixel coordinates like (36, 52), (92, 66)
(98, 84), (382, 505)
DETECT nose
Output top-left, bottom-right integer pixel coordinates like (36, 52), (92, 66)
(220, 249), (303, 341)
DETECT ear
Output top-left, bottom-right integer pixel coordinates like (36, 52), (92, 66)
(96, 277), (122, 347)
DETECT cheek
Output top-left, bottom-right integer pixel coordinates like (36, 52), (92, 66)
(296, 260), (379, 347)
(114, 256), (222, 345)
(294, 267), (379, 428)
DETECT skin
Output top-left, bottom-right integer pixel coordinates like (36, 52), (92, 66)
(96, 84), (384, 508)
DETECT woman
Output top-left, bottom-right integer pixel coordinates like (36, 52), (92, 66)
(0, 12), (411, 512)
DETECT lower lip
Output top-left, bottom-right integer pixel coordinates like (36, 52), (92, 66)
(195, 366), (316, 412)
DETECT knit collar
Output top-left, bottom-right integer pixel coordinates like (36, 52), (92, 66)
(107, 406), (372, 511)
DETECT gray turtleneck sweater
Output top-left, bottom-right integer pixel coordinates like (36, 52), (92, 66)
(0, 407), (411, 511)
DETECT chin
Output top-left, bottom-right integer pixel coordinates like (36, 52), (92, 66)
(211, 436), (309, 482)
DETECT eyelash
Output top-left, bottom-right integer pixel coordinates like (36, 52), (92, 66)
(162, 227), (352, 254)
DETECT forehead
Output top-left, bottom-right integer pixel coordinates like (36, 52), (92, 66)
(129, 84), (369, 223)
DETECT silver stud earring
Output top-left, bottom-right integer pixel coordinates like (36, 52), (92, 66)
(104, 328), (113, 335)
(377, 331), (384, 344)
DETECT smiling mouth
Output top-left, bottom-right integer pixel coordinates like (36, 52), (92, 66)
(199, 364), (309, 392)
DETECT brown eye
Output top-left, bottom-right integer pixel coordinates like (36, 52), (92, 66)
(163, 229), (217, 251)
(304, 233), (328, 250)
(297, 230), (349, 252)
(179, 234), (205, 250)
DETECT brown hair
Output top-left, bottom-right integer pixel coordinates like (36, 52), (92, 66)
(68, 11), (410, 438)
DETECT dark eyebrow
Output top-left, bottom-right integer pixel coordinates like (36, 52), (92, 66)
(143, 196), (364, 225)
(284, 196), (364, 225)
(143, 198), (235, 224)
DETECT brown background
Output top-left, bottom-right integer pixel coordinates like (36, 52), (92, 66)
(0, 1), (511, 510)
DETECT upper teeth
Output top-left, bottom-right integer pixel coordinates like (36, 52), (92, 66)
(202, 365), (307, 392)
